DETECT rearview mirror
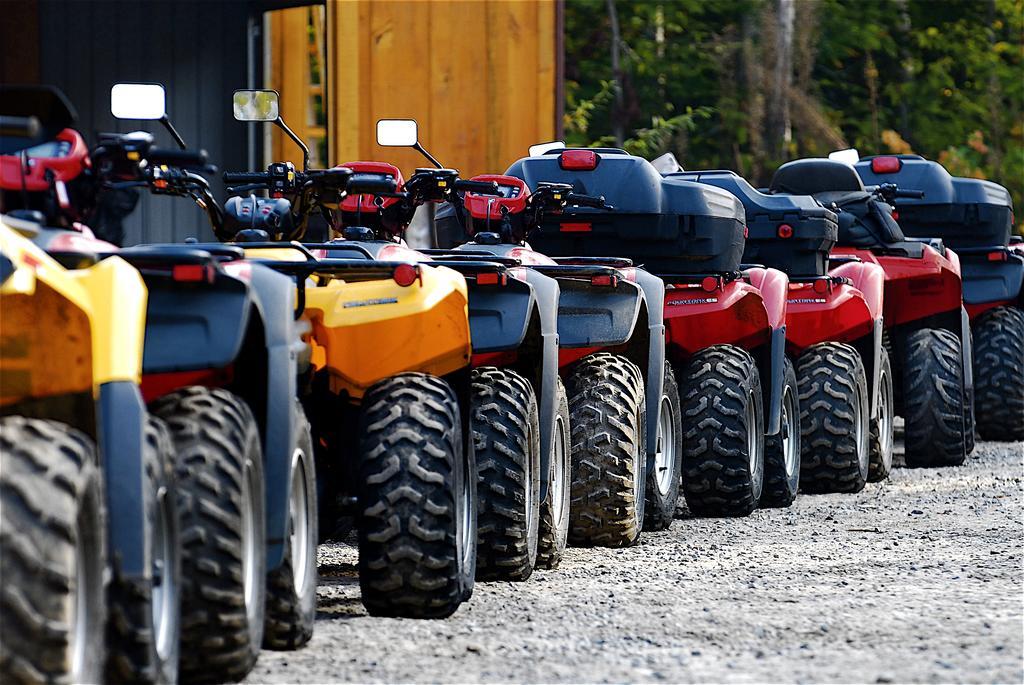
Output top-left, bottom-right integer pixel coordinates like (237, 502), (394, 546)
(529, 141), (565, 157)
(376, 119), (418, 147)
(828, 148), (860, 166)
(233, 89), (280, 122)
(111, 83), (166, 120)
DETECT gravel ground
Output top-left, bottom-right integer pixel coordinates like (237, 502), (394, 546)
(246, 437), (1023, 684)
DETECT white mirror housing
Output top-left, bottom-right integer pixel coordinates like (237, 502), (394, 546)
(529, 140), (565, 157)
(828, 148), (861, 166)
(376, 119), (418, 147)
(111, 83), (166, 120)
(233, 89), (280, 122)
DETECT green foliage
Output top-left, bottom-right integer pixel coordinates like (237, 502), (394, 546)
(565, 0), (1024, 232)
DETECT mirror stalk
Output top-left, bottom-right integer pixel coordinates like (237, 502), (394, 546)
(276, 116), (310, 171)
(160, 115), (188, 150)
(413, 142), (442, 169)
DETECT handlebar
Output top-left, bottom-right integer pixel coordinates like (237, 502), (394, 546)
(223, 171), (272, 184)
(566, 192), (611, 210)
(148, 147), (209, 170)
(0, 115), (40, 139)
(347, 172), (398, 195)
(455, 179), (501, 195)
(895, 189), (925, 199)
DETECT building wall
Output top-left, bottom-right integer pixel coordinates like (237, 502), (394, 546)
(37, 0), (251, 245)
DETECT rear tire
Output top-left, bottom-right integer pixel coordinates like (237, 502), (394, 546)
(762, 357), (800, 507)
(471, 367), (540, 582)
(565, 353), (646, 547)
(868, 349), (895, 482)
(357, 373), (475, 618)
(263, 402), (317, 650)
(973, 306), (1024, 441)
(643, 361), (682, 530)
(796, 343), (870, 493)
(106, 417), (181, 684)
(903, 329), (968, 466)
(536, 378), (571, 570)
(680, 346), (765, 517)
(152, 387), (267, 683)
(0, 417), (107, 685)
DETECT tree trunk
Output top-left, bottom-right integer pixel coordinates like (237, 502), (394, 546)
(766, 0), (795, 161)
(606, 0), (625, 147)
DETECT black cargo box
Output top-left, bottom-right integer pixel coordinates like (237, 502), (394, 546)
(505, 149), (746, 275)
(855, 155), (1013, 248)
(673, 170), (838, 277)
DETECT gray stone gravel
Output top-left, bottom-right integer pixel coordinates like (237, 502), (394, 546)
(246, 438), (1023, 684)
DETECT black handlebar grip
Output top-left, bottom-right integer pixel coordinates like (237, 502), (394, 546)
(0, 115), (40, 139)
(456, 180), (501, 195)
(148, 147), (208, 169)
(566, 192), (607, 209)
(346, 173), (398, 195)
(896, 189), (925, 199)
(223, 171), (270, 184)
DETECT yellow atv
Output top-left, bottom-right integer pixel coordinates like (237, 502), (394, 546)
(0, 214), (179, 685)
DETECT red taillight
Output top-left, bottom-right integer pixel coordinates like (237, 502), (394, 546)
(871, 156), (901, 174)
(777, 224), (794, 239)
(172, 264), (214, 283)
(392, 263), (419, 287)
(560, 222), (592, 233)
(476, 272), (508, 286)
(559, 150), (599, 171)
(813, 279), (830, 294)
(700, 276), (719, 292)
(892, 210), (900, 221)
(988, 251), (1008, 262)
(591, 274), (618, 287)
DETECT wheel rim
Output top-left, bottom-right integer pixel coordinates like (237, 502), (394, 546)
(632, 405), (643, 509)
(746, 391), (763, 499)
(781, 384), (799, 480)
(550, 415), (567, 524)
(69, 516), (89, 681)
(152, 486), (177, 661)
(654, 395), (676, 495)
(241, 460), (259, 630)
(458, 446), (473, 567)
(524, 420), (537, 539)
(289, 450), (311, 596)
(878, 367), (894, 458)
(855, 385), (868, 471)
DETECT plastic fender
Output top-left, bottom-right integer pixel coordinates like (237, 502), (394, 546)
(960, 306), (973, 395)
(785, 284), (875, 352)
(466, 275), (536, 353)
(744, 267), (789, 330)
(961, 252), (1024, 307)
(831, 260), (886, 321)
(247, 264), (302, 571)
(945, 247), (962, 277)
(518, 269), (560, 503)
(97, 380), (148, 578)
(664, 280), (771, 354)
(306, 265), (471, 398)
(632, 268), (667, 463)
(764, 325), (786, 435)
(555, 278), (644, 348)
(69, 256), (147, 385)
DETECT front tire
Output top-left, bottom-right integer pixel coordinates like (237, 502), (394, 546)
(796, 343), (870, 493)
(680, 346), (765, 517)
(762, 357), (801, 507)
(471, 367), (540, 582)
(152, 387), (267, 683)
(0, 418), (107, 685)
(643, 361), (682, 530)
(973, 306), (1024, 441)
(357, 373), (476, 618)
(903, 329), (968, 466)
(263, 402), (318, 650)
(565, 353), (646, 547)
(106, 417), (181, 685)
(868, 349), (895, 482)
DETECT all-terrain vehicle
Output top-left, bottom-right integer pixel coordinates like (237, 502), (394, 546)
(0, 100), (178, 685)
(507, 146), (792, 516)
(855, 154), (1022, 441)
(206, 90), (481, 616)
(677, 168), (893, 491)
(769, 157), (973, 466)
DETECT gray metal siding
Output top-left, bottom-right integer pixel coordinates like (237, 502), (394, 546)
(37, 0), (251, 245)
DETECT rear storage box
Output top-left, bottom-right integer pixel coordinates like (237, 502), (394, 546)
(855, 155), (1013, 248)
(674, 170), (838, 277)
(506, 149), (746, 275)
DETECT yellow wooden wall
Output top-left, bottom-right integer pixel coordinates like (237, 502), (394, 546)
(327, 0), (557, 179)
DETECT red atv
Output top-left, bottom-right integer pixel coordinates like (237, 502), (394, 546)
(507, 147), (793, 517)
(855, 154), (1021, 442)
(769, 158), (973, 466)
(677, 168), (893, 491)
